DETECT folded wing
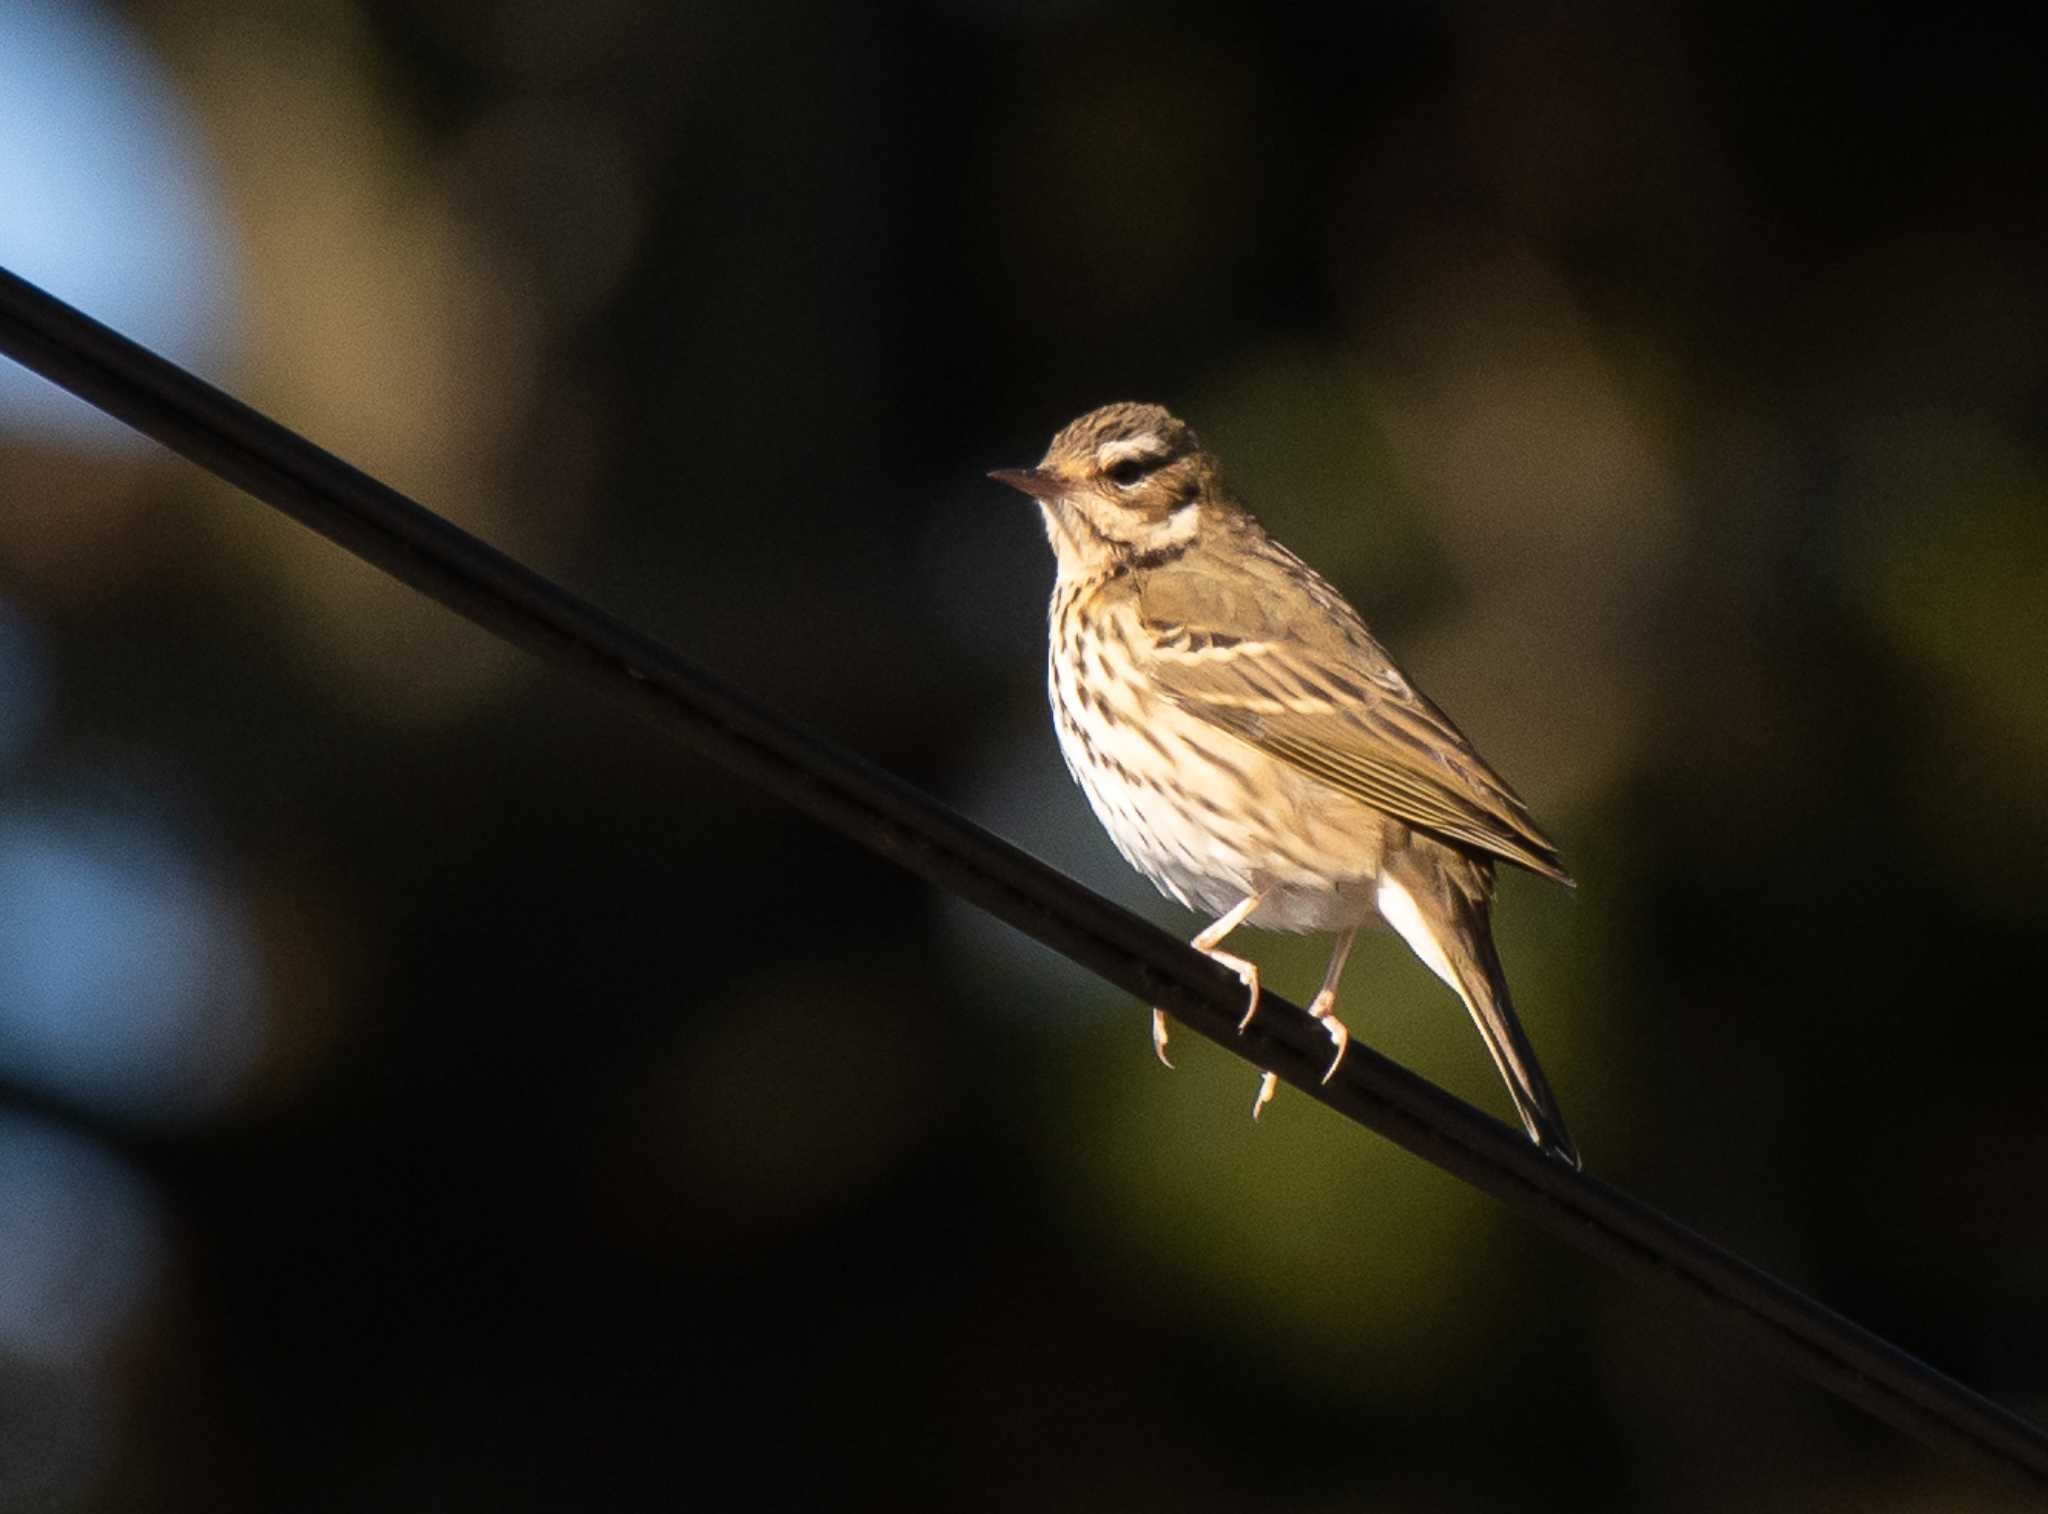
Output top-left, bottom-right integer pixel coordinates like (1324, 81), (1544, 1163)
(1137, 564), (1573, 886)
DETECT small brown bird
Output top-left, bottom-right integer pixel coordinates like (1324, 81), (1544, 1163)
(993, 402), (1578, 1166)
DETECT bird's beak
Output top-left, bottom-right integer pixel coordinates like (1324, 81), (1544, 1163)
(988, 466), (1063, 500)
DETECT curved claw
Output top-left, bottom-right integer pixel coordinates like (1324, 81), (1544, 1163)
(1251, 1071), (1277, 1120)
(1319, 1014), (1350, 1084)
(1196, 951), (1258, 1033)
(1151, 1007), (1175, 1070)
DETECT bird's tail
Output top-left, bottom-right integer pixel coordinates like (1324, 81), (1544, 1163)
(1377, 857), (1581, 1169)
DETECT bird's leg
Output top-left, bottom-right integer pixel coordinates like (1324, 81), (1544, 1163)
(1153, 892), (1263, 1069)
(1249, 927), (1357, 1120)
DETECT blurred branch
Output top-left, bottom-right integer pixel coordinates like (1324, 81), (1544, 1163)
(2, 264), (2045, 1492)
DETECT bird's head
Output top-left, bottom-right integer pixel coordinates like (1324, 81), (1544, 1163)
(991, 402), (1228, 575)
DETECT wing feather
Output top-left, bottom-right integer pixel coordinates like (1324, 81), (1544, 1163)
(1136, 566), (1573, 884)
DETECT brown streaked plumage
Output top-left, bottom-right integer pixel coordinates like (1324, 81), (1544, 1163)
(992, 401), (1579, 1166)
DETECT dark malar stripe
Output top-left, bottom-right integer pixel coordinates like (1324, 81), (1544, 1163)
(1126, 540), (1193, 571)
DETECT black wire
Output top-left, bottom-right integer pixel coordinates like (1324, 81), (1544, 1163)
(2, 263), (2044, 1491)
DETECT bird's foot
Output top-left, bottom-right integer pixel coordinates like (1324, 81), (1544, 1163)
(1252, 986), (1351, 1119)
(1156, 906), (1263, 1072)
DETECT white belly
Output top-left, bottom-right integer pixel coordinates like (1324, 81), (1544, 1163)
(1047, 630), (1383, 933)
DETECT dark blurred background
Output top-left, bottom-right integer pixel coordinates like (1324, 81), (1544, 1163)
(2, 1), (2045, 1508)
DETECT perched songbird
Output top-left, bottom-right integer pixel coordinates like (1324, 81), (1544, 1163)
(992, 402), (1579, 1166)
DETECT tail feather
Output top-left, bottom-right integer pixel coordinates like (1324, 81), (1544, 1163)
(1376, 854), (1580, 1169)
(1452, 909), (1579, 1168)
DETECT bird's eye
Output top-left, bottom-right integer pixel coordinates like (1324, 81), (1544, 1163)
(1104, 456), (1152, 488)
